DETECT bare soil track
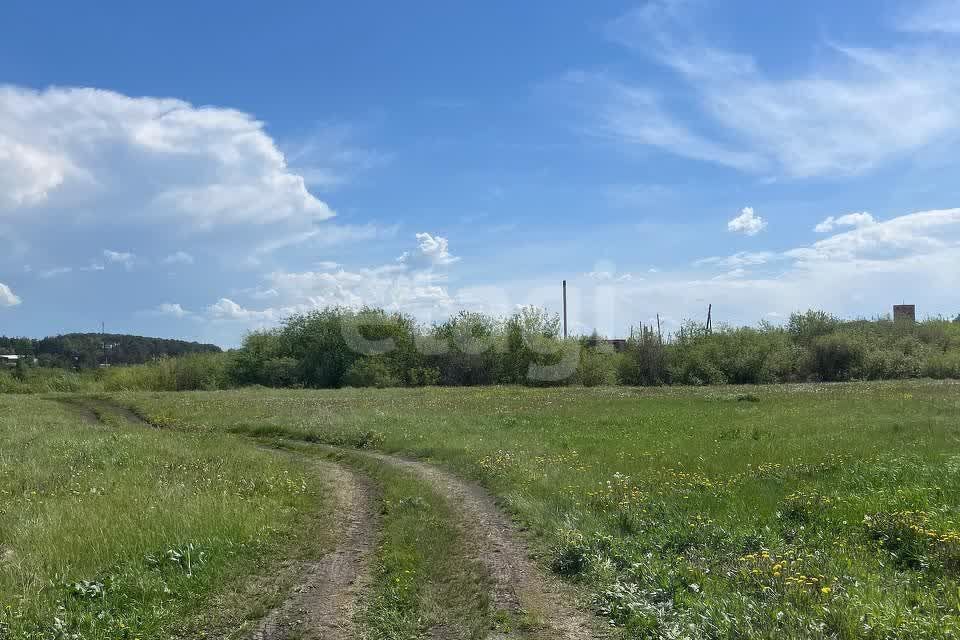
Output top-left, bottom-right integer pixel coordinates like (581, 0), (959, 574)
(248, 457), (378, 640)
(58, 396), (607, 640)
(58, 397), (380, 640)
(334, 447), (607, 640)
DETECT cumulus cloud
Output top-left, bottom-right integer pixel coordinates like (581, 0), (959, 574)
(156, 302), (191, 318)
(398, 232), (460, 267)
(814, 212), (877, 233)
(727, 207), (767, 236)
(0, 86), (333, 229)
(162, 251), (194, 265)
(694, 207), (960, 299)
(199, 234), (461, 330)
(172, 207), (960, 342)
(0, 283), (21, 307)
(787, 208), (960, 263)
(532, 207), (960, 335)
(207, 297), (287, 323)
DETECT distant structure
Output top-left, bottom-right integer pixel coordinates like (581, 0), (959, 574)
(0, 354), (21, 367)
(893, 304), (916, 323)
(583, 337), (628, 352)
(0, 354), (37, 367)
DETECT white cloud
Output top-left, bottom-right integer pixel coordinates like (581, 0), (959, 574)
(187, 207), (960, 342)
(0, 136), (78, 207)
(0, 86), (333, 229)
(103, 249), (135, 268)
(535, 209), (960, 334)
(162, 251), (194, 265)
(561, 72), (765, 172)
(156, 302), (191, 318)
(251, 223), (390, 262)
(284, 122), (391, 191)
(587, 2), (960, 178)
(207, 298), (281, 322)
(0, 283), (21, 307)
(398, 232), (460, 267)
(201, 234), (462, 330)
(727, 207), (767, 236)
(787, 208), (960, 263)
(814, 212), (877, 233)
(695, 251), (776, 268)
(38, 266), (73, 279)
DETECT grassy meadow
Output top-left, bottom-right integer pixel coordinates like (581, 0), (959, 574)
(123, 381), (960, 639)
(0, 395), (332, 639)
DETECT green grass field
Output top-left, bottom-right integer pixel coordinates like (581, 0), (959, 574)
(0, 395), (333, 639)
(124, 381), (960, 639)
(2, 381), (958, 639)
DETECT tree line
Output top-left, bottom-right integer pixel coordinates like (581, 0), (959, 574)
(7, 308), (958, 393)
(0, 333), (221, 369)
(103, 307), (960, 391)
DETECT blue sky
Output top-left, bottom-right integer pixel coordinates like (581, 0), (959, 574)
(2, 0), (960, 346)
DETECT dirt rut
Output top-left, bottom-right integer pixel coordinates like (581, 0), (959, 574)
(58, 397), (379, 640)
(337, 447), (605, 640)
(248, 457), (378, 640)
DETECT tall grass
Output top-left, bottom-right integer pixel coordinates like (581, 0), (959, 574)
(99, 352), (230, 391)
(0, 395), (329, 639)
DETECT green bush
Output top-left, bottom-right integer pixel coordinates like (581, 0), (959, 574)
(407, 367), (441, 386)
(341, 358), (400, 388)
(428, 311), (504, 386)
(577, 347), (619, 387)
(261, 357), (300, 387)
(861, 348), (922, 380)
(922, 351), (960, 379)
(200, 306), (960, 390)
(809, 334), (865, 381)
(618, 332), (669, 386)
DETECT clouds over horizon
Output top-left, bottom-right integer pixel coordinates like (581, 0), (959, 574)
(154, 233), (462, 335)
(148, 207), (960, 343)
(4, 4), (960, 346)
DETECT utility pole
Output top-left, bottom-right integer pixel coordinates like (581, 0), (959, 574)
(562, 280), (568, 339)
(706, 304), (713, 334)
(101, 321), (107, 367)
(656, 314), (662, 344)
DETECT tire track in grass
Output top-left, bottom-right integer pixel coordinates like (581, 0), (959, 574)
(57, 396), (381, 640)
(65, 397), (604, 638)
(326, 447), (608, 640)
(247, 456), (378, 640)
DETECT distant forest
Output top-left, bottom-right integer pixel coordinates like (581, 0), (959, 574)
(0, 333), (221, 369)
